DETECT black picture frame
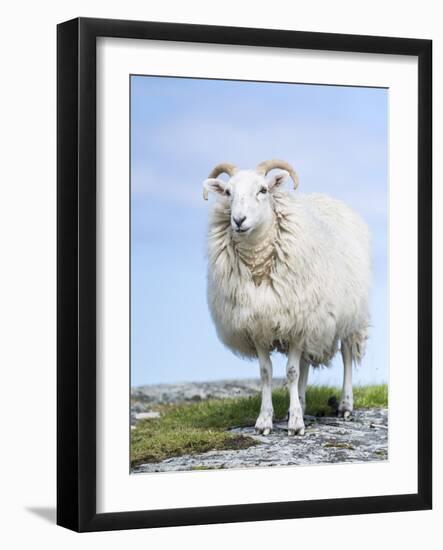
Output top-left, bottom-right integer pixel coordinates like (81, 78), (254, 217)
(57, 17), (432, 532)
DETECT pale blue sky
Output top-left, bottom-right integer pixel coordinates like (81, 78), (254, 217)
(131, 76), (388, 388)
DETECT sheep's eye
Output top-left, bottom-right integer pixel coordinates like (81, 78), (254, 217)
(225, 189), (231, 196)
(259, 187), (267, 195)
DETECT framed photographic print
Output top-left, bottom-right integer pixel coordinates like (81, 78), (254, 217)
(57, 17), (432, 532)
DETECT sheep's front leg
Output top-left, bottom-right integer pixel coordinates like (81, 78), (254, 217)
(339, 341), (353, 418)
(298, 358), (309, 414)
(287, 346), (305, 436)
(255, 346), (273, 435)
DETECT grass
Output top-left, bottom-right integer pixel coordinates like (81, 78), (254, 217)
(131, 384), (388, 467)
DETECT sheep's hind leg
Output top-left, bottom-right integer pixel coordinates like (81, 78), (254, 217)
(339, 340), (353, 419)
(298, 358), (309, 414)
(286, 346), (305, 436)
(255, 346), (274, 435)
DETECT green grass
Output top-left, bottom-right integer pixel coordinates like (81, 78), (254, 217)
(305, 384), (388, 416)
(131, 384), (388, 466)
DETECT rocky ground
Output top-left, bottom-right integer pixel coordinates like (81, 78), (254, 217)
(131, 379), (388, 473)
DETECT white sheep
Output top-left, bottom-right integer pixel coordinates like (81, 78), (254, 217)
(203, 160), (371, 436)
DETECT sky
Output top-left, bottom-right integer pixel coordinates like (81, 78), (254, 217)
(130, 75), (388, 388)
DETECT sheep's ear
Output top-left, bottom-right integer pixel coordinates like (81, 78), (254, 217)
(202, 178), (227, 200)
(267, 170), (289, 193)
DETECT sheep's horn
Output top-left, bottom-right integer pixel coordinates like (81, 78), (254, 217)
(208, 163), (238, 179)
(256, 159), (299, 190)
(203, 163), (238, 200)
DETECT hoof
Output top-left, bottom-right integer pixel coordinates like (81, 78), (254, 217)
(288, 427), (305, 436)
(255, 410), (273, 435)
(338, 399), (353, 419)
(288, 409), (305, 436)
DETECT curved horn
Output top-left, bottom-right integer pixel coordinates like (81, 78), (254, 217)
(208, 162), (238, 179)
(256, 159), (299, 190)
(202, 163), (238, 200)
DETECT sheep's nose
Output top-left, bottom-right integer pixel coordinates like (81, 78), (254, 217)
(233, 216), (247, 228)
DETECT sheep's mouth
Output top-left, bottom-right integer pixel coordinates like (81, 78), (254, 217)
(234, 227), (251, 234)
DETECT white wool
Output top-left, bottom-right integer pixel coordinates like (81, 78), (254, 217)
(206, 190), (371, 366)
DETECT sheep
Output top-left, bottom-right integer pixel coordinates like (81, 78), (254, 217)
(203, 160), (371, 436)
